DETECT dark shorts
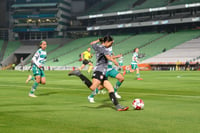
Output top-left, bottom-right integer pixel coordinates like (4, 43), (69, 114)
(92, 71), (108, 84)
(83, 59), (90, 65)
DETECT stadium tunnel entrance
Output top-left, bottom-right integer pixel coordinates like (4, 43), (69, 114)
(14, 53), (30, 65)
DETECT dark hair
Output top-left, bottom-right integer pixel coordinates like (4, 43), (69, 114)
(99, 37), (104, 43)
(99, 35), (113, 43)
(103, 35), (113, 42)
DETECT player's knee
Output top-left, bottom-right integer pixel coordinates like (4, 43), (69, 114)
(41, 81), (46, 85)
(119, 77), (124, 82)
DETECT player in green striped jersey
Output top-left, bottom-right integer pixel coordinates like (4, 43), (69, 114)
(130, 48), (143, 80)
(26, 40), (47, 97)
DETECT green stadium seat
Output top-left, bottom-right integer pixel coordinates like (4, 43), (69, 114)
(3, 41), (22, 60)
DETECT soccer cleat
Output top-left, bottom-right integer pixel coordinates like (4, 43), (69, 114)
(68, 70), (81, 76)
(88, 96), (95, 103)
(26, 75), (32, 83)
(115, 92), (121, 99)
(116, 105), (129, 111)
(29, 93), (37, 98)
(137, 78), (143, 80)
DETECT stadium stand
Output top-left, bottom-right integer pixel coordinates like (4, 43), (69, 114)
(141, 30), (200, 63)
(86, 0), (115, 15)
(112, 33), (165, 56)
(102, 0), (138, 13)
(169, 0), (200, 6)
(83, 0), (200, 15)
(133, 0), (169, 10)
(133, 0), (200, 10)
(3, 41), (22, 60)
(46, 44), (60, 53)
(0, 40), (3, 52)
(117, 33), (167, 65)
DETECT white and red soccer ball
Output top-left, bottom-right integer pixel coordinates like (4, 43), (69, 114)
(132, 99), (144, 110)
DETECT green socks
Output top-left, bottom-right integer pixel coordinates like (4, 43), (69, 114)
(31, 77), (35, 81)
(136, 73), (140, 78)
(30, 82), (39, 94)
(114, 81), (122, 92)
(89, 88), (99, 98)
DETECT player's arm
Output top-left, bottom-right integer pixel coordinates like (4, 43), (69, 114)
(105, 55), (119, 67)
(112, 54), (122, 59)
(89, 53), (93, 59)
(90, 39), (100, 45)
(32, 52), (42, 68)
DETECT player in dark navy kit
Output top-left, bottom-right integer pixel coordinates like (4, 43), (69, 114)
(69, 36), (129, 111)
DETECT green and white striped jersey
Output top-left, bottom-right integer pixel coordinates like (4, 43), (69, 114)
(32, 48), (47, 67)
(131, 52), (138, 64)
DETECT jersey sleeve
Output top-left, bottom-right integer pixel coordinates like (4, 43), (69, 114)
(92, 43), (98, 51)
(32, 50), (40, 67)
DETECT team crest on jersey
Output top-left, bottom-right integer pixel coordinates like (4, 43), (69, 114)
(100, 75), (103, 79)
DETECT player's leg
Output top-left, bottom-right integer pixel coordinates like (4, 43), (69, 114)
(136, 67), (143, 80)
(26, 75), (35, 83)
(87, 62), (93, 73)
(114, 72), (124, 99)
(79, 64), (85, 70)
(29, 76), (40, 97)
(40, 70), (46, 84)
(108, 69), (123, 98)
(88, 85), (102, 103)
(103, 80), (129, 111)
(68, 70), (94, 90)
(29, 65), (42, 97)
(131, 64), (141, 80)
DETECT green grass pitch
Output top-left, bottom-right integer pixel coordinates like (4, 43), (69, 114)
(0, 70), (200, 133)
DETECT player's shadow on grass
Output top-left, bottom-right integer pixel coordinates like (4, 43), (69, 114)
(38, 91), (59, 96)
(83, 99), (117, 110)
(96, 103), (116, 110)
(83, 103), (116, 110)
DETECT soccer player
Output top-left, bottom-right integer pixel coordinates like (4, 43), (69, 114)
(88, 46), (124, 102)
(130, 48), (143, 80)
(69, 36), (129, 111)
(79, 47), (93, 73)
(26, 40), (47, 97)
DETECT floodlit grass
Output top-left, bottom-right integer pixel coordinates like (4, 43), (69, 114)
(0, 70), (200, 133)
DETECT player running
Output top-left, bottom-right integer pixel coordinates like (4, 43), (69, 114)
(130, 48), (143, 80)
(87, 46), (124, 103)
(79, 47), (93, 74)
(68, 36), (129, 111)
(26, 40), (47, 97)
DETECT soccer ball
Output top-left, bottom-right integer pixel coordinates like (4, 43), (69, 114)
(132, 99), (144, 110)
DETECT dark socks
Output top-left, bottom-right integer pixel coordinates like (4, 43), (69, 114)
(109, 92), (119, 106)
(79, 74), (92, 88)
